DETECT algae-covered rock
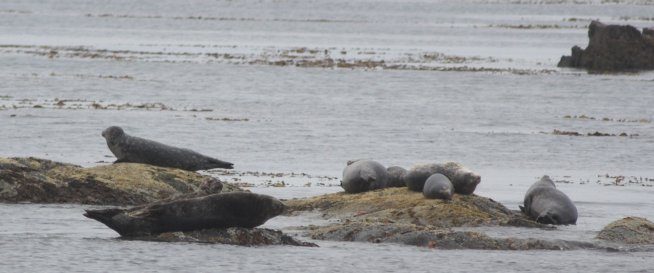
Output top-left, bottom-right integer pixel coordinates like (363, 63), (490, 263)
(133, 227), (318, 247)
(597, 217), (654, 244)
(309, 222), (594, 250)
(285, 187), (522, 228)
(0, 157), (241, 205)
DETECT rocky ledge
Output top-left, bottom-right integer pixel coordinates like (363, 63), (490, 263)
(285, 188), (653, 250)
(131, 227), (317, 247)
(597, 217), (654, 245)
(0, 157), (241, 205)
(558, 20), (654, 71)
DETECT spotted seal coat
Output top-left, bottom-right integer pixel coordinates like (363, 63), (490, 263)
(84, 192), (285, 236)
(341, 160), (389, 193)
(520, 175), (578, 225)
(102, 126), (233, 171)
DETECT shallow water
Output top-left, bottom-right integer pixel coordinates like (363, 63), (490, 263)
(1, 0), (654, 272)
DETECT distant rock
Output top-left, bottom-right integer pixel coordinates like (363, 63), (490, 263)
(0, 157), (242, 205)
(558, 21), (654, 71)
(133, 227), (318, 247)
(597, 217), (654, 244)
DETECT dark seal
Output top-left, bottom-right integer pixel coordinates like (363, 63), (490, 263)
(83, 192), (285, 237)
(422, 173), (454, 200)
(520, 175), (578, 225)
(341, 159), (389, 193)
(405, 162), (480, 194)
(386, 166), (407, 188)
(102, 126), (234, 171)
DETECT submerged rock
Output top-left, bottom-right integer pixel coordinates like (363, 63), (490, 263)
(597, 217), (654, 245)
(558, 21), (654, 71)
(0, 157), (241, 205)
(133, 227), (318, 247)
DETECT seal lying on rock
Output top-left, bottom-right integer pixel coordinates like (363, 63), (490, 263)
(386, 166), (407, 188)
(422, 174), (454, 200)
(405, 162), (480, 194)
(84, 192), (285, 236)
(520, 175), (577, 225)
(102, 126), (233, 171)
(341, 160), (389, 193)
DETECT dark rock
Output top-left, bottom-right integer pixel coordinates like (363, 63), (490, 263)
(558, 20), (654, 71)
(309, 222), (596, 250)
(597, 217), (654, 244)
(132, 227), (318, 247)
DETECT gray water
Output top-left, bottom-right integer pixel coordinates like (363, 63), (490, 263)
(1, 0), (654, 272)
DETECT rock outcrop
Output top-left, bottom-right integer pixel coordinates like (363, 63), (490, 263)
(0, 157), (241, 205)
(282, 187), (601, 250)
(558, 21), (654, 71)
(597, 217), (654, 245)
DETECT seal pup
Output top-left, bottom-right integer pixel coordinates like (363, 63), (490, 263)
(520, 175), (578, 225)
(422, 173), (454, 200)
(341, 159), (389, 193)
(405, 162), (480, 194)
(84, 192), (285, 237)
(386, 166), (407, 188)
(102, 126), (233, 171)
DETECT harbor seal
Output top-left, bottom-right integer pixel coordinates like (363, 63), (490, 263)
(102, 126), (234, 171)
(386, 166), (407, 188)
(405, 162), (480, 194)
(422, 173), (454, 200)
(520, 175), (578, 225)
(341, 160), (389, 193)
(83, 192), (285, 237)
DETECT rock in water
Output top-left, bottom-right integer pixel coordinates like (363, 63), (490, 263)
(386, 166), (407, 188)
(84, 192), (285, 236)
(341, 160), (389, 193)
(422, 174), (454, 200)
(558, 20), (654, 71)
(597, 217), (654, 245)
(102, 126), (234, 171)
(405, 162), (480, 194)
(520, 175), (577, 225)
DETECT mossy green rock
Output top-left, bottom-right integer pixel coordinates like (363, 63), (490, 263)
(0, 157), (241, 205)
(597, 217), (654, 244)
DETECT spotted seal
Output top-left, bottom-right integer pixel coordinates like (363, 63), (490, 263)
(102, 126), (233, 171)
(84, 192), (285, 236)
(520, 175), (578, 225)
(422, 173), (454, 200)
(405, 162), (480, 194)
(386, 166), (407, 188)
(341, 159), (389, 193)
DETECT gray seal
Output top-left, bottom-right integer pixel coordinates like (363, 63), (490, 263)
(405, 162), (480, 194)
(102, 126), (233, 171)
(519, 175), (578, 225)
(341, 160), (389, 193)
(83, 192), (285, 237)
(386, 166), (407, 188)
(422, 173), (454, 200)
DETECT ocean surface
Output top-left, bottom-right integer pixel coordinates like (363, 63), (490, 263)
(1, 0), (654, 272)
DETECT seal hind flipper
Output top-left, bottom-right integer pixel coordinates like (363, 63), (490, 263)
(519, 205), (526, 213)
